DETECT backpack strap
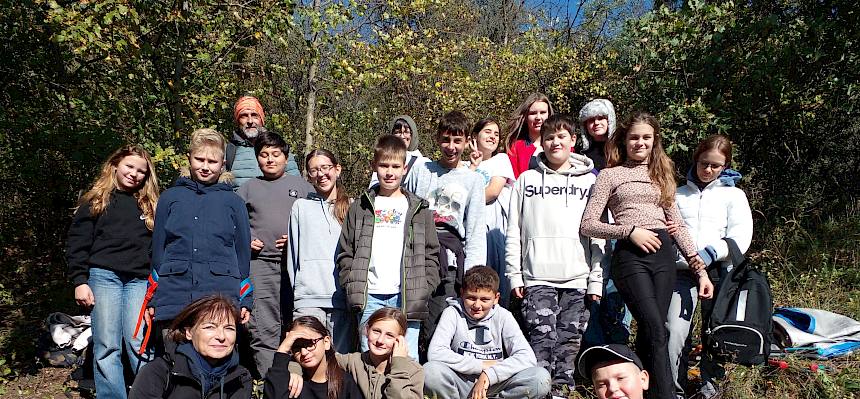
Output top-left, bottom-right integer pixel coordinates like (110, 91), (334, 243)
(722, 237), (747, 270)
(403, 154), (418, 180)
(226, 142), (237, 171)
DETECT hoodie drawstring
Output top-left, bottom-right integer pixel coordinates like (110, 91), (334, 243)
(565, 173), (570, 207)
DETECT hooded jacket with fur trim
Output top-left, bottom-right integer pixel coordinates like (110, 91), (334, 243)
(505, 153), (606, 294)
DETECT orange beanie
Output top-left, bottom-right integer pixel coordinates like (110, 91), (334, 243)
(233, 96), (265, 125)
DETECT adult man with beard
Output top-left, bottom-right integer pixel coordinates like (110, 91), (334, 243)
(229, 96), (300, 187)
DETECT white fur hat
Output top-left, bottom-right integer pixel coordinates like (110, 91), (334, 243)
(577, 99), (617, 151)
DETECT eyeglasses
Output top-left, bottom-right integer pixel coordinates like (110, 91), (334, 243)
(697, 161), (725, 170)
(307, 164), (335, 177)
(393, 129), (412, 137)
(293, 337), (324, 352)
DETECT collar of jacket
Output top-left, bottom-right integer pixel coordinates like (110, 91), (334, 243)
(165, 348), (250, 395)
(231, 130), (254, 147)
(175, 176), (234, 194)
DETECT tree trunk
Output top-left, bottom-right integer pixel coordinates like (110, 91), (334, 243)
(303, 0), (321, 157)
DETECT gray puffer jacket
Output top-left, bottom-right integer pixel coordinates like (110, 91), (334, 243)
(337, 187), (441, 321)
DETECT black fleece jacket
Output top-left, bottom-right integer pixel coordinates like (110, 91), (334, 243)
(66, 190), (152, 286)
(129, 349), (252, 399)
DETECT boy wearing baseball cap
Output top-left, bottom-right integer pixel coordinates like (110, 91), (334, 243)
(577, 344), (650, 399)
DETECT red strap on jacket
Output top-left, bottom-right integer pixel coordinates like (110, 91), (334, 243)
(133, 270), (158, 355)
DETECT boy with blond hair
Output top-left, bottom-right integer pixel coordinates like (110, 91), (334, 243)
(146, 128), (253, 353)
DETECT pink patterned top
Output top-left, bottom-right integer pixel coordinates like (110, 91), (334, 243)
(581, 161), (697, 259)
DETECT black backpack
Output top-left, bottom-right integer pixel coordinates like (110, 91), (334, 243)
(706, 237), (773, 365)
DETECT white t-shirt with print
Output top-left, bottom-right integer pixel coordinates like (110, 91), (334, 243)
(367, 195), (409, 295)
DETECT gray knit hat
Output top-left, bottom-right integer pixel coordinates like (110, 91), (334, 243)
(577, 99), (616, 152)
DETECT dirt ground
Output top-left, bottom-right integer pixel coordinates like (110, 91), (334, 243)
(3, 367), (87, 399)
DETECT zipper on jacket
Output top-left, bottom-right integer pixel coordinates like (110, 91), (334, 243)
(361, 190), (375, 314)
(400, 196), (421, 318)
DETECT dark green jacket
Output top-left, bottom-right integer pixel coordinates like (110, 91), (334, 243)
(337, 187), (441, 321)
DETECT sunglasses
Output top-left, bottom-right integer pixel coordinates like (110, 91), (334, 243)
(293, 336), (324, 352)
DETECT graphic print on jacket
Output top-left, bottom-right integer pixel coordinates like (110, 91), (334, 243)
(427, 296), (540, 384)
(522, 183), (590, 200)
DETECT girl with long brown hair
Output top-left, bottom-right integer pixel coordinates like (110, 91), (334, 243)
(66, 145), (159, 399)
(580, 112), (713, 399)
(286, 148), (354, 353)
(505, 93), (554, 178)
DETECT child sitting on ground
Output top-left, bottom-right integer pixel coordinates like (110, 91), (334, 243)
(424, 266), (551, 399)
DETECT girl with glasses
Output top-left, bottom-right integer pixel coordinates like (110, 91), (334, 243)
(666, 134), (753, 399)
(286, 149), (354, 353)
(265, 316), (362, 399)
(368, 115), (431, 188)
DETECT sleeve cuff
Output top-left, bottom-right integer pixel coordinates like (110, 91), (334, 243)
(485, 368), (500, 386)
(587, 281), (603, 297)
(509, 275), (524, 290)
(272, 352), (291, 368)
(697, 246), (718, 266)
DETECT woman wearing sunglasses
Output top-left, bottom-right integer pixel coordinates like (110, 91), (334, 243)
(265, 316), (363, 399)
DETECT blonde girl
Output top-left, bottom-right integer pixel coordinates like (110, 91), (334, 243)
(580, 112), (712, 399)
(66, 145), (159, 399)
(505, 93), (554, 178)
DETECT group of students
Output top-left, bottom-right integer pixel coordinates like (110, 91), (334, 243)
(66, 93), (753, 399)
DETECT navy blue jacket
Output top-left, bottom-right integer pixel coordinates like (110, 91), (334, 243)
(150, 177), (253, 321)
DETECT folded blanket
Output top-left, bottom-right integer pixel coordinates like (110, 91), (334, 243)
(772, 307), (860, 359)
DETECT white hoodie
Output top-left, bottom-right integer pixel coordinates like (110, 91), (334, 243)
(505, 153), (606, 294)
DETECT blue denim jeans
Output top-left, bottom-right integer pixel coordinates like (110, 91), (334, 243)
(358, 293), (420, 360)
(89, 267), (152, 399)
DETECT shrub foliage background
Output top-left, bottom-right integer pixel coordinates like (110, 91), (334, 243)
(1, 0), (858, 395)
